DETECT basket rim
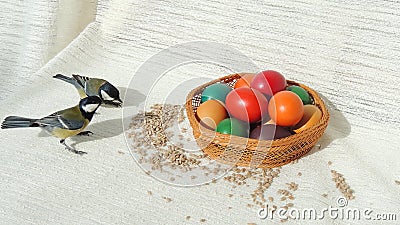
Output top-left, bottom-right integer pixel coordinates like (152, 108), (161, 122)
(185, 73), (330, 151)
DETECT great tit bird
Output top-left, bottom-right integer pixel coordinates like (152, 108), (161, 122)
(1, 96), (102, 155)
(53, 74), (123, 107)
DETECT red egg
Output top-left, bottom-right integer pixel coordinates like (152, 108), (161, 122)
(251, 70), (287, 96)
(225, 87), (269, 123)
(268, 91), (304, 127)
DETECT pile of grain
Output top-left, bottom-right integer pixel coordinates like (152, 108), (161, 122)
(128, 104), (205, 173)
(127, 103), (355, 223)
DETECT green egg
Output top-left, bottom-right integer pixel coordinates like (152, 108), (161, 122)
(286, 86), (312, 104)
(201, 83), (233, 103)
(216, 118), (249, 138)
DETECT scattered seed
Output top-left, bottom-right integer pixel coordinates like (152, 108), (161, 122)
(297, 172), (302, 176)
(200, 219), (206, 222)
(331, 170), (355, 200)
(322, 193), (328, 198)
(186, 216), (191, 220)
(147, 190), (152, 196)
(395, 180), (400, 185)
(328, 161), (332, 166)
(162, 196), (172, 202)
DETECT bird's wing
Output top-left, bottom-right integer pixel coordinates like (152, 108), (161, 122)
(72, 74), (91, 88)
(37, 108), (85, 130)
(72, 75), (106, 97)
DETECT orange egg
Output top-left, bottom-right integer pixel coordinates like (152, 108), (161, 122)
(268, 91), (304, 127)
(196, 100), (228, 129)
(234, 74), (256, 89)
(293, 105), (322, 133)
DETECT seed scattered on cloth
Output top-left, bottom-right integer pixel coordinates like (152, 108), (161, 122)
(128, 104), (204, 175)
(186, 216), (191, 220)
(200, 219), (206, 222)
(147, 190), (153, 196)
(328, 161), (332, 166)
(331, 170), (355, 200)
(247, 223), (256, 225)
(224, 166), (282, 208)
(322, 193), (328, 198)
(286, 182), (298, 191)
(162, 196), (173, 202)
(297, 172), (302, 176)
(395, 180), (400, 185)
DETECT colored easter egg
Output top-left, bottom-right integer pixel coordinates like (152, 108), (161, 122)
(225, 87), (269, 123)
(234, 74), (256, 89)
(196, 100), (228, 129)
(268, 91), (304, 127)
(251, 70), (287, 96)
(250, 124), (292, 140)
(201, 83), (233, 103)
(216, 118), (249, 138)
(293, 105), (322, 133)
(286, 86), (312, 105)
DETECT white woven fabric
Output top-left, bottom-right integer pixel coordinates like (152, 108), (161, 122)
(1, 1), (399, 224)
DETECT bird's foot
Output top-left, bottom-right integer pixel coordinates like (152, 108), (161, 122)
(60, 139), (87, 155)
(70, 149), (87, 155)
(77, 131), (93, 136)
(65, 146), (87, 155)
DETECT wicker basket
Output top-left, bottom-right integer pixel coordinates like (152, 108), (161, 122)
(185, 73), (330, 168)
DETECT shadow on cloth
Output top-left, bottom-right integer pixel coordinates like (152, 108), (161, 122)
(304, 93), (351, 156)
(68, 116), (132, 148)
(119, 87), (146, 108)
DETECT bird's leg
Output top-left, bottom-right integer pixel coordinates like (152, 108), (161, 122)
(77, 131), (93, 136)
(60, 139), (87, 155)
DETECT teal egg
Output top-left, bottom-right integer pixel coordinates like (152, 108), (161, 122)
(286, 86), (312, 104)
(216, 118), (249, 138)
(201, 83), (233, 103)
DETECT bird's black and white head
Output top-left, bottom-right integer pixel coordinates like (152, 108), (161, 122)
(99, 82), (123, 107)
(79, 96), (102, 120)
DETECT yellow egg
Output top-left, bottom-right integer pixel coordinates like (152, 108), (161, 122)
(196, 100), (228, 130)
(293, 105), (322, 133)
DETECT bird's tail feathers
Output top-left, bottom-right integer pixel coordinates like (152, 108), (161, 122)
(1, 116), (38, 129)
(53, 74), (84, 89)
(53, 74), (75, 83)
